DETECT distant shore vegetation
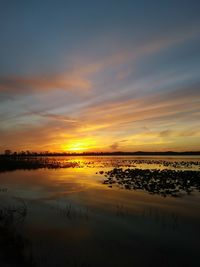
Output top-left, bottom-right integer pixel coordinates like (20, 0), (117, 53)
(1, 150), (200, 157)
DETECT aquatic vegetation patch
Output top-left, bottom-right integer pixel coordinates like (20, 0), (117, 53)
(101, 168), (200, 197)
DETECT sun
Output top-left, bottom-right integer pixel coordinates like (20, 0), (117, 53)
(62, 139), (96, 152)
(68, 142), (87, 151)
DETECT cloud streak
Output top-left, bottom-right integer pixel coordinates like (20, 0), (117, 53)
(1, 23), (198, 96)
(0, 72), (91, 95)
(1, 81), (199, 152)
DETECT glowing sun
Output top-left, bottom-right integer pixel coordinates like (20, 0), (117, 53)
(63, 139), (96, 152)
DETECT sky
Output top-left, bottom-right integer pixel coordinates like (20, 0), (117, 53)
(0, 0), (200, 152)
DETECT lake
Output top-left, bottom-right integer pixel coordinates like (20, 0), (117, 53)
(0, 156), (200, 267)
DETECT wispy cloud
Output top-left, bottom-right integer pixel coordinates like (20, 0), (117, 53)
(0, 72), (91, 94)
(78, 83), (200, 127)
(0, 22), (198, 98)
(24, 111), (77, 123)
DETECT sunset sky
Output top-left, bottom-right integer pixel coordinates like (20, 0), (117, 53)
(0, 0), (200, 152)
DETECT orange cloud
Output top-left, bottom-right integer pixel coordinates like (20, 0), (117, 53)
(0, 72), (91, 94)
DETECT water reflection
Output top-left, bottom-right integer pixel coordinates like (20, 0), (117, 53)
(0, 196), (35, 266)
(1, 155), (200, 173)
(0, 156), (200, 266)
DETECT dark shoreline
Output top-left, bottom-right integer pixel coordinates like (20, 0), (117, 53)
(1, 151), (200, 157)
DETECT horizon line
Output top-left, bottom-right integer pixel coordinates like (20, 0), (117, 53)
(1, 150), (200, 156)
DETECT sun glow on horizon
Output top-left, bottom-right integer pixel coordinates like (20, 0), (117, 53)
(62, 139), (97, 152)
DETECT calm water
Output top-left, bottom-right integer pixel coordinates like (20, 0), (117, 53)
(0, 156), (200, 267)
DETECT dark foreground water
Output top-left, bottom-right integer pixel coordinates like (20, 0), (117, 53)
(0, 156), (200, 267)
